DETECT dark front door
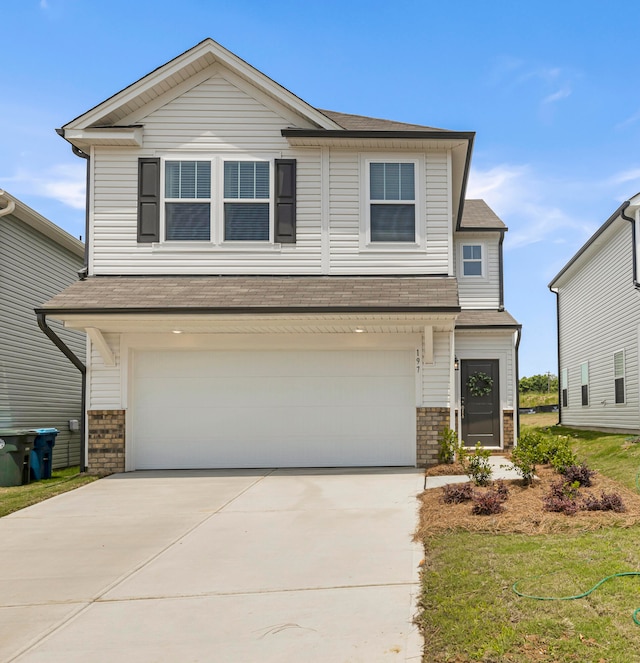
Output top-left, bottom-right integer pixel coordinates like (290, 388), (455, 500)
(461, 359), (500, 447)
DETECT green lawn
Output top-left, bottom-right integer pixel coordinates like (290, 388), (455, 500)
(0, 466), (98, 518)
(418, 425), (640, 662)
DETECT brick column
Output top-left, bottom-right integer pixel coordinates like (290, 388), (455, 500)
(416, 407), (450, 467)
(503, 410), (515, 451)
(87, 410), (126, 475)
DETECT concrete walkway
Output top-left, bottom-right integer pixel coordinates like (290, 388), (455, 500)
(423, 455), (522, 489)
(0, 468), (424, 662)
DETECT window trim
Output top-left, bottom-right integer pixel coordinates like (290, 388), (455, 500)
(580, 361), (589, 407)
(360, 155), (424, 250)
(614, 349), (626, 404)
(561, 367), (568, 408)
(158, 155), (276, 245)
(460, 242), (486, 279)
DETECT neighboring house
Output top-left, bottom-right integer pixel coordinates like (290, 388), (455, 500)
(0, 190), (85, 468)
(39, 39), (520, 473)
(549, 192), (640, 433)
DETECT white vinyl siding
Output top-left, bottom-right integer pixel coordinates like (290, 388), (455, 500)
(0, 216), (85, 469)
(556, 219), (640, 430)
(88, 333), (121, 409)
(454, 232), (501, 308)
(422, 332), (452, 407)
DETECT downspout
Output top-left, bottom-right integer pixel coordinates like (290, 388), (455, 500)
(515, 326), (522, 440)
(620, 202), (640, 289)
(550, 287), (561, 426)
(57, 129), (90, 279)
(36, 312), (87, 472)
(498, 231), (505, 311)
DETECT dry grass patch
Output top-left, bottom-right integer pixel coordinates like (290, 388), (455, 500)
(416, 465), (640, 538)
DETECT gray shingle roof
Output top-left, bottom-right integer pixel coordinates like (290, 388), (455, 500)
(318, 109), (450, 132)
(460, 200), (507, 231)
(455, 309), (520, 328)
(40, 276), (460, 312)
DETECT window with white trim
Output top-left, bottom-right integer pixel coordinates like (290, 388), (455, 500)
(561, 367), (568, 408)
(368, 161), (416, 242)
(614, 350), (625, 404)
(461, 244), (483, 277)
(162, 158), (273, 243)
(580, 362), (589, 406)
(223, 161), (270, 241)
(165, 161), (211, 241)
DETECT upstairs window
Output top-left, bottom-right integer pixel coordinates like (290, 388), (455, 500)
(581, 362), (589, 406)
(462, 244), (483, 277)
(224, 161), (271, 241)
(368, 162), (416, 242)
(165, 161), (211, 241)
(561, 368), (568, 408)
(614, 350), (625, 404)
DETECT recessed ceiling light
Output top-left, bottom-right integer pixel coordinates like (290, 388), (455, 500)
(172, 330), (183, 334)
(354, 327), (364, 333)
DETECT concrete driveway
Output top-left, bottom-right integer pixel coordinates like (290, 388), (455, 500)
(0, 468), (424, 662)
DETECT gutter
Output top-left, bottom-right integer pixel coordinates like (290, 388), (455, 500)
(36, 312), (87, 472)
(0, 194), (16, 218)
(620, 203), (640, 289)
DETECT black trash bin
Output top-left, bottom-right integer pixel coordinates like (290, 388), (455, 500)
(30, 428), (59, 481)
(0, 430), (35, 486)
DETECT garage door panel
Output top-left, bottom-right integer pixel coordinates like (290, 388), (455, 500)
(134, 375), (414, 409)
(132, 348), (416, 468)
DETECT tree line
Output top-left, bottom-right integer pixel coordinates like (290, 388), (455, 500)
(519, 373), (558, 393)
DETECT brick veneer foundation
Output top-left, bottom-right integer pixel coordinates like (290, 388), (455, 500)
(416, 407), (450, 467)
(87, 410), (126, 475)
(502, 410), (515, 451)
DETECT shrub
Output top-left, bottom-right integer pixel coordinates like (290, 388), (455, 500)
(438, 427), (459, 464)
(509, 445), (537, 484)
(493, 480), (509, 502)
(548, 479), (581, 500)
(543, 494), (580, 515)
(549, 441), (577, 474)
(583, 492), (626, 513)
(441, 482), (474, 504)
(517, 429), (545, 461)
(562, 462), (597, 487)
(471, 490), (505, 515)
(463, 444), (493, 486)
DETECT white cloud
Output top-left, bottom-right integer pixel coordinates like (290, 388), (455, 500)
(3, 163), (85, 209)
(541, 87), (571, 105)
(40, 0), (48, 8)
(615, 108), (640, 130)
(467, 164), (596, 250)
(607, 168), (640, 187)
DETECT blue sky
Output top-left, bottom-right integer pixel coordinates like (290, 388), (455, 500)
(2, 0), (640, 378)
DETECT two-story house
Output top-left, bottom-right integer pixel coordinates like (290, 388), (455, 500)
(38, 39), (520, 473)
(549, 193), (640, 433)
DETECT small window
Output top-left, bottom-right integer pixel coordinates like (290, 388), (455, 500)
(614, 350), (625, 404)
(369, 162), (416, 242)
(561, 368), (568, 408)
(462, 245), (483, 277)
(164, 161), (211, 241)
(581, 362), (589, 407)
(224, 161), (270, 241)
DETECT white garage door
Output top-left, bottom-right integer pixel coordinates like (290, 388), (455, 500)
(130, 348), (416, 469)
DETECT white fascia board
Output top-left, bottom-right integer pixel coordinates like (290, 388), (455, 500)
(63, 39), (341, 132)
(63, 127), (143, 148)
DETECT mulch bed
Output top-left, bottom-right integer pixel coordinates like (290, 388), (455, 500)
(416, 464), (640, 538)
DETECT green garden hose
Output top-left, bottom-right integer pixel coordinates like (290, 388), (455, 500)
(513, 572), (640, 625)
(514, 465), (640, 625)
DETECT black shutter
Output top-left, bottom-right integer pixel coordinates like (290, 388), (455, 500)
(138, 158), (160, 243)
(274, 159), (296, 243)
